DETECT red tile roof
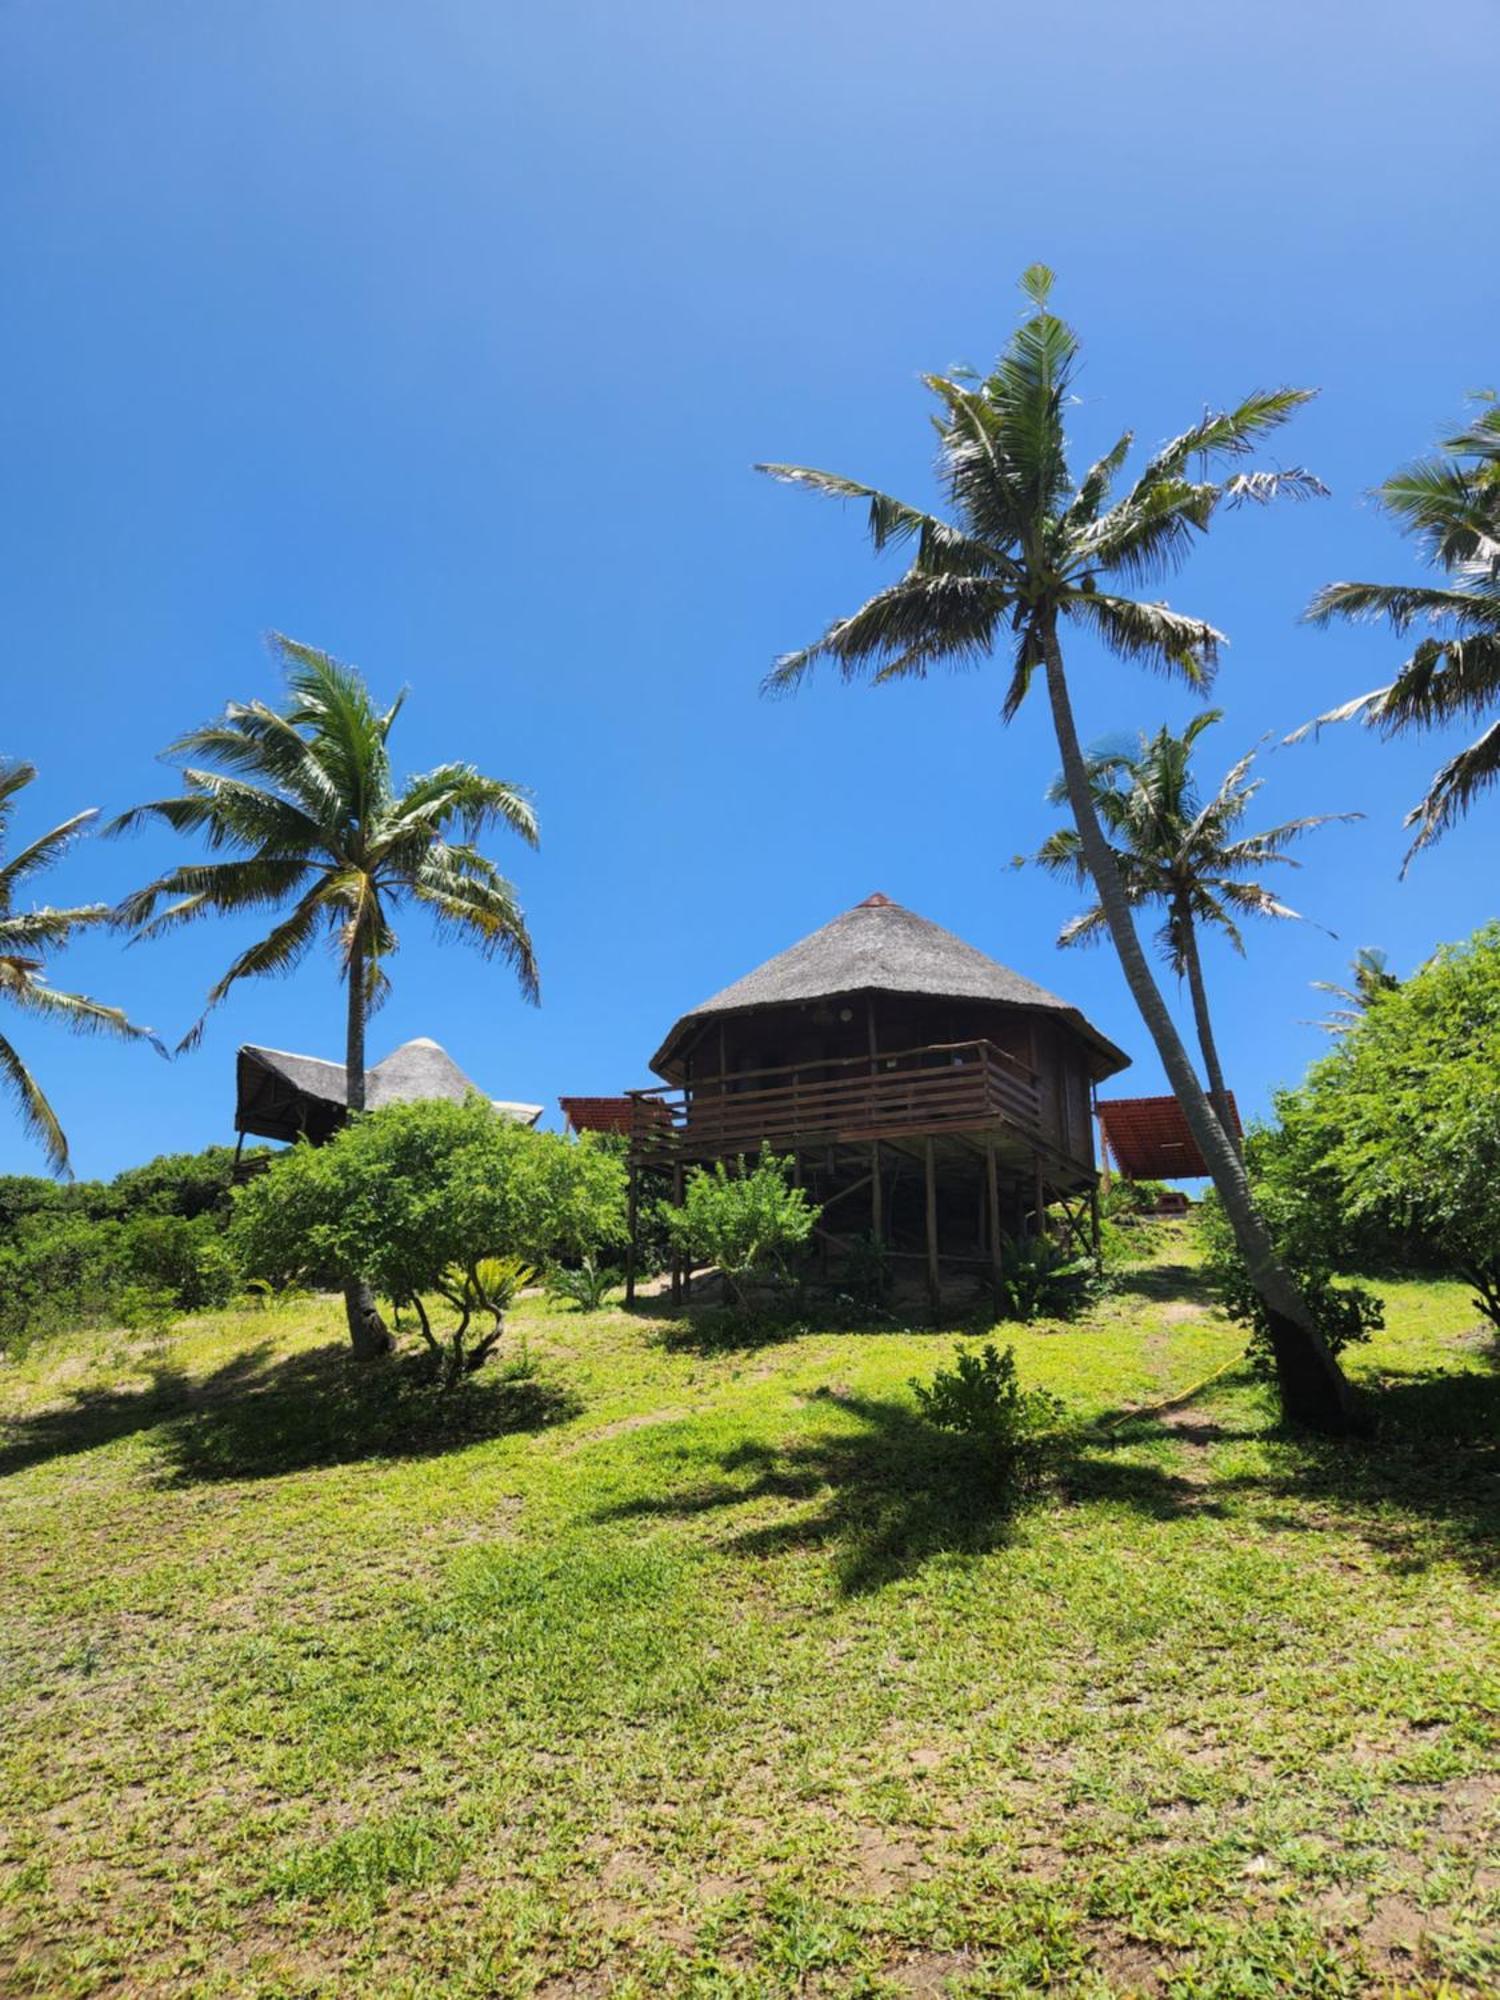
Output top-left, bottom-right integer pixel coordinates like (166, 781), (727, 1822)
(559, 1095), (635, 1136)
(1096, 1093), (1241, 1181)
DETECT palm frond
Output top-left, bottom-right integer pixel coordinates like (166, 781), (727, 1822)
(1400, 717), (1500, 869)
(0, 809), (100, 898)
(1131, 389), (1318, 491)
(0, 1030), (69, 1174)
(0, 974), (164, 1052)
(1065, 592), (1222, 682)
(410, 850), (539, 1002)
(180, 891), (330, 1052)
(116, 857), (316, 938)
(0, 905), (113, 953)
(763, 574), (1008, 697)
(1307, 578), (1500, 632)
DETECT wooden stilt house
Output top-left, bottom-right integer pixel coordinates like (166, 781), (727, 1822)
(626, 894), (1130, 1304)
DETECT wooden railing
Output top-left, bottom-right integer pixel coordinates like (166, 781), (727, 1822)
(627, 1039), (1044, 1165)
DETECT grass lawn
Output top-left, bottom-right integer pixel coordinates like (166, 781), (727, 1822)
(1, 1232), (1496, 1998)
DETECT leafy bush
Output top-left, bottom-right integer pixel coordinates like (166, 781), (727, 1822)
(1197, 1191), (1383, 1381)
(838, 1231), (893, 1313)
(0, 1144), (262, 1349)
(548, 1255), (622, 1313)
(991, 1234), (1095, 1322)
(658, 1154), (819, 1309)
(911, 1342), (1066, 1481)
(231, 1099), (627, 1382)
(1221, 924), (1500, 1325)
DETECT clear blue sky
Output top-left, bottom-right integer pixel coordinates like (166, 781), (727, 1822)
(2, 0), (1495, 1178)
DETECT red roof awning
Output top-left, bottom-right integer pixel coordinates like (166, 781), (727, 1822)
(559, 1095), (635, 1136)
(1096, 1093), (1241, 1180)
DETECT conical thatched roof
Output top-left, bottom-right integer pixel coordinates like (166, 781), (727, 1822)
(236, 1037), (542, 1144)
(650, 894), (1129, 1080)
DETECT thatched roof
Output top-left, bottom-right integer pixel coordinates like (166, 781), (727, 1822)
(651, 893), (1129, 1081)
(236, 1037), (542, 1145)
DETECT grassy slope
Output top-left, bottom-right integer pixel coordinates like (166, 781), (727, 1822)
(0, 1237), (1496, 1999)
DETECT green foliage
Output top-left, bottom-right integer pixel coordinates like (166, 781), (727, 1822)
(547, 1255), (622, 1313)
(991, 1234), (1096, 1322)
(1212, 924), (1500, 1329)
(838, 1231), (893, 1313)
(0, 1145), (258, 1349)
(116, 1284), (179, 1338)
(1198, 1192), (1384, 1381)
(910, 1341), (1066, 1481)
(231, 1099), (627, 1379)
(658, 1154), (819, 1308)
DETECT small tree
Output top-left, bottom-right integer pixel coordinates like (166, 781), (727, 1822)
(659, 1153), (819, 1309)
(231, 1099), (627, 1382)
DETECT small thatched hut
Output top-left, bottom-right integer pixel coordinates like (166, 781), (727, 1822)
(234, 1037), (542, 1152)
(627, 894), (1130, 1302)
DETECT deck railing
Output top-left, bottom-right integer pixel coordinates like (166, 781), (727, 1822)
(627, 1038), (1044, 1166)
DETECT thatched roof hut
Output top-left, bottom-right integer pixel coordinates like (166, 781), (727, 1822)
(235, 1037), (542, 1146)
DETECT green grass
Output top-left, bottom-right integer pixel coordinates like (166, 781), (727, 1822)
(1, 1234), (1496, 1997)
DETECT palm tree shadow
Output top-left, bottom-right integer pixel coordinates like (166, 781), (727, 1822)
(0, 1343), (580, 1485)
(1227, 1364), (1500, 1575)
(597, 1391), (1209, 1594)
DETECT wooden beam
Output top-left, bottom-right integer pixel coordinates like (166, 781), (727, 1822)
(925, 1137), (940, 1314)
(986, 1138), (1003, 1286)
(870, 1140), (882, 1246)
(1033, 1157), (1047, 1241)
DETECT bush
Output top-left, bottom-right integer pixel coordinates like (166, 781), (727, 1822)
(547, 1255), (622, 1313)
(0, 1143), (262, 1349)
(991, 1234), (1096, 1322)
(1197, 1189), (1383, 1380)
(911, 1342), (1066, 1482)
(658, 1154), (819, 1310)
(231, 1099), (627, 1383)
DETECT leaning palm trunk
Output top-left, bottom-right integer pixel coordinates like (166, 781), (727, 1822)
(1175, 905), (1242, 1160)
(342, 938), (393, 1359)
(1041, 627), (1355, 1430)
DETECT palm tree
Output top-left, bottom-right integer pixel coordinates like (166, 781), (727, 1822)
(1304, 398), (1500, 865)
(1311, 946), (1400, 1034)
(1032, 711), (1356, 1150)
(113, 636), (540, 1357)
(0, 761), (160, 1174)
(757, 266), (1359, 1433)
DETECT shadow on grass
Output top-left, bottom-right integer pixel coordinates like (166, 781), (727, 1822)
(1108, 1261), (1221, 1309)
(597, 1389), (1211, 1593)
(0, 1343), (580, 1485)
(1236, 1364), (1500, 1576)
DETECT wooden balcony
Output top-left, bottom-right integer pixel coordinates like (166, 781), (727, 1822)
(627, 1038), (1050, 1169)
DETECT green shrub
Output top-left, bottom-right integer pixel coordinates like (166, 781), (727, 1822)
(911, 1342), (1066, 1481)
(838, 1231), (892, 1312)
(991, 1234), (1096, 1322)
(232, 1099), (627, 1382)
(547, 1255), (622, 1313)
(1198, 1192), (1383, 1381)
(658, 1154), (819, 1310)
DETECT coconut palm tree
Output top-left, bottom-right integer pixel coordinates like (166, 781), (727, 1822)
(1032, 711), (1357, 1150)
(113, 636), (539, 1357)
(757, 266), (1359, 1433)
(0, 761), (160, 1174)
(1310, 946), (1400, 1034)
(1304, 398), (1500, 865)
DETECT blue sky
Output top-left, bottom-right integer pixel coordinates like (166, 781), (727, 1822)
(1, 0), (1496, 1179)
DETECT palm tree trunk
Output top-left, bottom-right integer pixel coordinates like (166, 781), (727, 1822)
(1175, 902), (1243, 1162)
(1039, 620), (1357, 1434)
(342, 939), (392, 1360)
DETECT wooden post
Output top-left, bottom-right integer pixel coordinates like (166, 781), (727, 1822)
(1033, 1157), (1047, 1241)
(625, 1157), (639, 1304)
(870, 1140), (882, 1245)
(986, 1139), (1003, 1287)
(925, 1138), (940, 1315)
(670, 1163), (683, 1307)
(1089, 1181), (1102, 1260)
